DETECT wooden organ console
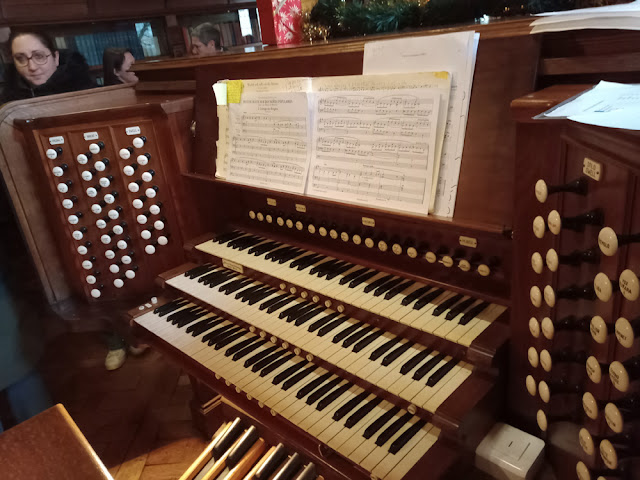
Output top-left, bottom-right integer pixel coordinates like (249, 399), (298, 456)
(3, 18), (640, 480)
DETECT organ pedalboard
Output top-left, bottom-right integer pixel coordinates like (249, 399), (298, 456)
(513, 86), (640, 480)
(19, 107), (186, 304)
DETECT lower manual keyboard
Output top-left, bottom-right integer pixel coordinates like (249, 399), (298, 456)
(163, 264), (475, 415)
(134, 299), (441, 480)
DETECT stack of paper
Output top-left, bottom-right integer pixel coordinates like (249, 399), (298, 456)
(213, 31), (479, 218)
(530, 0), (640, 33)
(539, 81), (640, 130)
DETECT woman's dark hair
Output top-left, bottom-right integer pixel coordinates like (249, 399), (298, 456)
(102, 47), (131, 86)
(9, 30), (58, 55)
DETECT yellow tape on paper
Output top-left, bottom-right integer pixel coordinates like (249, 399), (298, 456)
(227, 80), (244, 103)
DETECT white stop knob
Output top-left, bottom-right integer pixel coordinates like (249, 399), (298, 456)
(547, 210), (562, 235)
(132, 199), (144, 209)
(96, 219), (107, 229)
(90, 288), (102, 298)
(141, 230), (152, 240)
(128, 182), (140, 193)
(534, 179), (548, 203)
(545, 249), (559, 272)
(615, 317), (635, 348)
(125, 269), (136, 279)
(142, 172), (153, 182)
(91, 204), (102, 214)
(109, 264), (120, 273)
(132, 137), (145, 148)
(145, 245), (156, 255)
(531, 252), (543, 274)
(145, 187), (157, 198)
(94, 161), (106, 172)
(117, 240), (128, 250)
(530, 286), (542, 307)
(619, 269), (640, 301)
(62, 199), (74, 209)
(594, 272), (613, 302)
(590, 315), (609, 344)
(68, 215), (79, 225)
(114, 278), (125, 288)
(77, 245), (88, 255)
(76, 154), (88, 164)
(154, 220), (165, 230)
(532, 216), (545, 239)
(151, 297), (158, 304)
(123, 165), (135, 176)
(99, 177), (111, 188)
(137, 154), (148, 165)
(119, 148), (131, 160)
(158, 236), (169, 246)
(57, 183), (69, 193)
(543, 285), (556, 308)
(81, 171), (93, 181)
(82, 260), (93, 270)
(52, 166), (64, 177)
(100, 234), (112, 244)
(108, 209), (120, 220)
(121, 255), (132, 264)
(46, 148), (58, 159)
(105, 250), (116, 260)
(113, 225), (124, 235)
(541, 317), (554, 340)
(598, 227), (618, 256)
(72, 230), (84, 240)
(104, 194), (115, 204)
(86, 187), (98, 197)
(86, 275), (97, 284)
(149, 204), (160, 215)
(137, 214), (148, 225)
(89, 143), (101, 154)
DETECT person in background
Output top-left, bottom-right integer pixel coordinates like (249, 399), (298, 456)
(190, 23), (222, 56)
(2, 30), (94, 103)
(102, 47), (138, 86)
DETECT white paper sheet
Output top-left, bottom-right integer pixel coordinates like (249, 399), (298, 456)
(227, 92), (312, 194)
(307, 89), (440, 215)
(530, 0), (640, 32)
(363, 31), (478, 217)
(216, 105), (230, 179)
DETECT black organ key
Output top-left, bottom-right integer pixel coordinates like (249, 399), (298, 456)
(272, 452), (302, 480)
(267, 296), (296, 314)
(286, 303), (318, 323)
(385, 280), (415, 300)
(278, 248), (305, 264)
(306, 376), (343, 405)
(225, 336), (259, 356)
(214, 328), (246, 349)
(221, 278), (253, 294)
(349, 270), (377, 288)
(211, 417), (244, 456)
(293, 463), (317, 480)
(381, 341), (414, 367)
(413, 353), (446, 380)
(196, 269), (226, 284)
(308, 311), (341, 332)
(363, 274), (395, 294)
(332, 322), (364, 344)
(445, 297), (477, 320)
(325, 262), (355, 280)
(184, 264), (213, 279)
(233, 340), (267, 361)
(333, 391), (369, 421)
(273, 360), (308, 385)
(342, 324), (375, 348)
(353, 329), (384, 353)
(296, 372), (333, 399)
(296, 254), (328, 271)
(260, 353), (295, 377)
(282, 365), (317, 391)
(339, 267), (370, 285)
(237, 237), (265, 251)
(265, 246), (293, 261)
(317, 382), (352, 411)
(369, 337), (401, 361)
(260, 293), (290, 310)
(309, 259), (338, 275)
(234, 284), (263, 300)
(252, 349), (286, 372)
(413, 288), (445, 310)
(244, 345), (279, 368)
(155, 298), (188, 316)
(400, 348), (433, 374)
(167, 305), (199, 323)
(227, 425), (260, 467)
(389, 419), (427, 454)
(373, 277), (404, 297)
(214, 230), (243, 244)
(294, 306), (325, 326)
(205, 324), (238, 346)
(317, 316), (348, 337)
(206, 272), (238, 288)
(279, 302), (308, 319)
(255, 443), (287, 480)
(289, 253), (317, 269)
(376, 412), (413, 446)
(363, 406), (401, 439)
(401, 286), (432, 306)
(459, 301), (490, 326)
(189, 317), (224, 336)
(427, 358), (459, 386)
(248, 288), (278, 306)
(432, 294), (465, 316)
(176, 309), (209, 327)
(345, 397), (383, 428)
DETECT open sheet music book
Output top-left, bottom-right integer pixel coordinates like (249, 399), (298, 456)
(213, 72), (451, 217)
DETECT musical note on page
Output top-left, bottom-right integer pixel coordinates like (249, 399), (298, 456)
(308, 89), (440, 215)
(227, 92), (311, 194)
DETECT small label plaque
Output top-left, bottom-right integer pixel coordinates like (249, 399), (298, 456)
(267, 198), (277, 206)
(222, 259), (243, 273)
(583, 157), (602, 181)
(49, 136), (64, 145)
(295, 203), (307, 213)
(83, 131), (99, 141)
(362, 217), (375, 227)
(126, 126), (141, 135)
(459, 236), (477, 248)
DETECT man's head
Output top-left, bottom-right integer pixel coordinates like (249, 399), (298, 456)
(190, 23), (221, 56)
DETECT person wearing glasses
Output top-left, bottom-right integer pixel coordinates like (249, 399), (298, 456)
(2, 30), (94, 103)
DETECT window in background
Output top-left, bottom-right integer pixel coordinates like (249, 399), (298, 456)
(179, 9), (262, 53)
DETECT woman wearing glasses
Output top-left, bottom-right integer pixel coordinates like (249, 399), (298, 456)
(2, 30), (94, 103)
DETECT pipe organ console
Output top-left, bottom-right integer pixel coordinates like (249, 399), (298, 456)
(4, 21), (640, 480)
